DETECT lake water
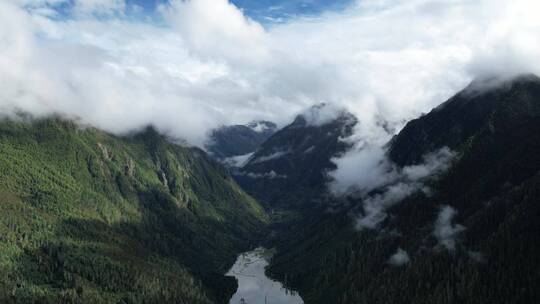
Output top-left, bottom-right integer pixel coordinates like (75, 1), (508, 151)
(227, 247), (304, 304)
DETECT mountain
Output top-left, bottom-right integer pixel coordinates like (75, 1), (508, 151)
(389, 73), (540, 167)
(265, 74), (540, 303)
(0, 117), (267, 303)
(234, 104), (357, 210)
(4, 74), (540, 304)
(206, 121), (277, 160)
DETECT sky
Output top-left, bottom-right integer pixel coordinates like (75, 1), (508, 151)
(36, 0), (355, 23)
(1, 0), (540, 151)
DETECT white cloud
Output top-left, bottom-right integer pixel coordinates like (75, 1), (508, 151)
(221, 152), (254, 168)
(249, 121), (273, 133)
(299, 103), (350, 127)
(250, 150), (290, 164)
(388, 247), (410, 266)
(0, 0), (539, 150)
(346, 147), (455, 230)
(433, 205), (465, 252)
(329, 144), (394, 196)
(72, 0), (126, 16)
(237, 170), (287, 179)
(160, 0), (269, 65)
(355, 182), (421, 230)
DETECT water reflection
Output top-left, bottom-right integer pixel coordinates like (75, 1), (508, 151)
(227, 247), (303, 304)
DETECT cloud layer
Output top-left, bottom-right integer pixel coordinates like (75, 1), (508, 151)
(1, 0), (540, 149)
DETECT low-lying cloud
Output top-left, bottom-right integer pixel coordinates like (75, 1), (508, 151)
(340, 147), (455, 230)
(250, 150), (290, 164)
(236, 170), (287, 179)
(388, 248), (410, 266)
(1, 0), (539, 149)
(433, 205), (465, 252)
(298, 103), (350, 127)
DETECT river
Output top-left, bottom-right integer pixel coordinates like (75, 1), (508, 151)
(227, 247), (304, 304)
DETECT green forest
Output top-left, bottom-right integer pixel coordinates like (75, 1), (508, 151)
(0, 117), (267, 303)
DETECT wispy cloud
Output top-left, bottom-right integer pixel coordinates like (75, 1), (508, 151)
(342, 147), (455, 230)
(388, 247), (410, 266)
(433, 205), (465, 252)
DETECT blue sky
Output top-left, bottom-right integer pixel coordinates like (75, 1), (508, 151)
(50, 0), (354, 23)
(137, 0), (352, 20)
(229, 0), (354, 23)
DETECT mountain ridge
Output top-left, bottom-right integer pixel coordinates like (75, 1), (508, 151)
(389, 73), (540, 166)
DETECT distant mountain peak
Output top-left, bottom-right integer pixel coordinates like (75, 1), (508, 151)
(206, 120), (278, 159)
(292, 103), (355, 128)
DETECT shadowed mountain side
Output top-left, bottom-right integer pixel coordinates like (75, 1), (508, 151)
(265, 74), (540, 303)
(235, 107), (357, 210)
(207, 121), (277, 159)
(389, 74), (540, 166)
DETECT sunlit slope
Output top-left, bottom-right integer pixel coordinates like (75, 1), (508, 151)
(0, 117), (267, 303)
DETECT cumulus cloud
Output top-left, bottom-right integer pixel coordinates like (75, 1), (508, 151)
(388, 248), (410, 266)
(433, 205), (465, 252)
(160, 0), (269, 64)
(0, 0), (539, 149)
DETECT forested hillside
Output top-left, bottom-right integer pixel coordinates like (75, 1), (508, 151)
(265, 75), (540, 303)
(0, 117), (267, 304)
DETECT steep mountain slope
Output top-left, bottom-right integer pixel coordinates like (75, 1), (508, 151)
(235, 105), (357, 210)
(206, 121), (277, 159)
(389, 73), (540, 167)
(266, 75), (540, 303)
(0, 117), (267, 303)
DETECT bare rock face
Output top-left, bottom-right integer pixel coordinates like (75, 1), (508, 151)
(159, 171), (169, 189)
(125, 157), (135, 178)
(97, 142), (113, 161)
